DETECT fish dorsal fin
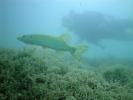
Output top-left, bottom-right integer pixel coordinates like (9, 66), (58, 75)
(58, 33), (71, 43)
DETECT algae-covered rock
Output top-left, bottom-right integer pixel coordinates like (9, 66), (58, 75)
(0, 48), (133, 100)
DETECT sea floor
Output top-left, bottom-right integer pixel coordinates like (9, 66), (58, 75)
(0, 47), (133, 100)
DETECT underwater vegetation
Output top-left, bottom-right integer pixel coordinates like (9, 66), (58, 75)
(0, 47), (133, 100)
(62, 11), (133, 45)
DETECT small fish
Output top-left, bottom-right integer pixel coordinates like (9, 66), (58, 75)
(17, 34), (88, 60)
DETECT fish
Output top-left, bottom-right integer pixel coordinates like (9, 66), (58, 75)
(17, 34), (88, 60)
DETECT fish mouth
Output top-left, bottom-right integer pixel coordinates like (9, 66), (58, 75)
(17, 37), (21, 40)
(17, 36), (23, 41)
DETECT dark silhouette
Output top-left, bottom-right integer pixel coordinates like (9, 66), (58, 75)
(62, 11), (133, 45)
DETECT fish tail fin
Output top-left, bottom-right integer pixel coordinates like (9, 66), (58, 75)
(70, 44), (88, 60)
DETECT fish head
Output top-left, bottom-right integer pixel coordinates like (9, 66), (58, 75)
(17, 35), (35, 44)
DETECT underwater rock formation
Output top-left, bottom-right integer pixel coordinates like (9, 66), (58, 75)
(62, 11), (133, 45)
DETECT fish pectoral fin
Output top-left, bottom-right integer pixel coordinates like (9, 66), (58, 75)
(58, 33), (71, 43)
